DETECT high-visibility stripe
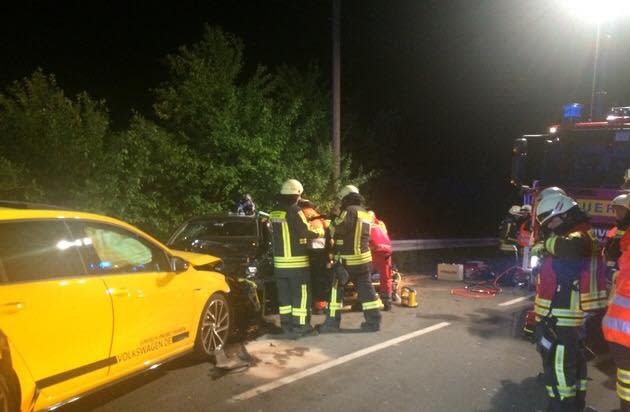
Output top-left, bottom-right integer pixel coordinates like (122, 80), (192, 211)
(619, 369), (630, 385)
(578, 379), (587, 391)
(336, 239), (344, 245)
(555, 318), (584, 327)
(282, 222), (291, 257)
(546, 386), (555, 398)
(555, 345), (568, 398)
(362, 299), (382, 310)
(274, 255), (309, 269)
(546, 385), (577, 398)
(329, 280), (340, 317)
(613, 295), (630, 309)
(274, 256), (310, 263)
(340, 251), (372, 266)
(300, 284), (308, 325)
(556, 385), (577, 398)
(604, 315), (630, 335)
(279, 305), (292, 315)
(618, 382), (630, 401)
(354, 216), (362, 255)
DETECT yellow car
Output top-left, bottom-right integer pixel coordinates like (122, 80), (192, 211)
(0, 204), (231, 412)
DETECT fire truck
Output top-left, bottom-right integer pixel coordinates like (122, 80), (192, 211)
(511, 105), (630, 340)
(511, 105), (630, 248)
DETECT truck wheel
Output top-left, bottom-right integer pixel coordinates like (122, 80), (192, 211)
(0, 370), (16, 412)
(194, 294), (231, 359)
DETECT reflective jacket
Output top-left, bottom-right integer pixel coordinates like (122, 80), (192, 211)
(300, 206), (328, 250)
(603, 229), (630, 347)
(270, 204), (325, 276)
(331, 205), (374, 272)
(534, 223), (608, 327)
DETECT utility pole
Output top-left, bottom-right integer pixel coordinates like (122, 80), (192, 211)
(589, 21), (602, 121)
(332, 0), (341, 181)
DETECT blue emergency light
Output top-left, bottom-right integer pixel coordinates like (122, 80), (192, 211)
(563, 103), (582, 120)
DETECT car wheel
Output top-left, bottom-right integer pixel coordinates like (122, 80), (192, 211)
(194, 294), (231, 359)
(0, 370), (16, 412)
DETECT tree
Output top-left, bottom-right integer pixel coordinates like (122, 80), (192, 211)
(0, 70), (109, 207)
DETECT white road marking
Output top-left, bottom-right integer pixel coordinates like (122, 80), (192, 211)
(230, 321), (451, 402)
(498, 295), (534, 307)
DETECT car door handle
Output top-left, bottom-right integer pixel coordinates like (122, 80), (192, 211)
(108, 288), (130, 297)
(0, 301), (25, 314)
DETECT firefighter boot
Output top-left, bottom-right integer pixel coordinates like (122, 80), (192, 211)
(294, 324), (319, 338)
(318, 318), (341, 334)
(360, 321), (380, 332)
(381, 293), (392, 311)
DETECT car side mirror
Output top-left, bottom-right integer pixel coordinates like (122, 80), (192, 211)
(171, 256), (189, 273)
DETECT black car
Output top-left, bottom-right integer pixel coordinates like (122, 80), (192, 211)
(167, 213), (277, 324)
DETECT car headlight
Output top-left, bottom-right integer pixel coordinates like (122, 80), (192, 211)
(530, 255), (540, 269)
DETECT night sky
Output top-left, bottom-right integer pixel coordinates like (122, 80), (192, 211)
(2, 1), (630, 237)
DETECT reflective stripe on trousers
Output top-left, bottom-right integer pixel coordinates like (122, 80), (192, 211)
(292, 284), (308, 325)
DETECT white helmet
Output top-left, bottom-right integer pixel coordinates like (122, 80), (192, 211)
(338, 184), (359, 200)
(612, 194), (630, 210)
(280, 179), (304, 195)
(536, 193), (578, 224)
(536, 186), (566, 203)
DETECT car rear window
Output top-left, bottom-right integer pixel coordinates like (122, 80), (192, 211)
(173, 220), (257, 243)
(0, 220), (85, 283)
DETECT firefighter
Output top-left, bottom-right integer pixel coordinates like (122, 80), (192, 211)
(533, 193), (608, 412)
(602, 194), (630, 412)
(270, 179), (326, 339)
(319, 185), (382, 333)
(368, 211), (394, 311)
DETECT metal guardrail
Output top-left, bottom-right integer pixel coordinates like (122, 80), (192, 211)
(391, 238), (499, 252)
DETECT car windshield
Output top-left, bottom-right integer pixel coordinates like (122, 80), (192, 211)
(539, 129), (630, 189)
(171, 219), (258, 244)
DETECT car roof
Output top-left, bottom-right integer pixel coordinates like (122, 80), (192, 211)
(0, 208), (167, 249)
(187, 214), (259, 223)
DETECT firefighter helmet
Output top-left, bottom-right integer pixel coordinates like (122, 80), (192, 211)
(536, 193), (578, 224)
(612, 194), (630, 210)
(280, 179), (304, 195)
(338, 184), (359, 200)
(536, 186), (566, 203)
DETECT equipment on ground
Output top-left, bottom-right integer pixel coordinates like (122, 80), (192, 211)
(400, 287), (418, 308)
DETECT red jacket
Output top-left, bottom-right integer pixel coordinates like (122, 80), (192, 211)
(604, 229), (630, 347)
(369, 217), (392, 255)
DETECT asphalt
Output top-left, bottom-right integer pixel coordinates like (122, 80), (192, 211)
(60, 275), (620, 412)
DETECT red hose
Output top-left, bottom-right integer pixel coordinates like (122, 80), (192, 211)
(450, 265), (519, 299)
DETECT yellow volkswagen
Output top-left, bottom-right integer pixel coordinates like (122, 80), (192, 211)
(0, 204), (231, 412)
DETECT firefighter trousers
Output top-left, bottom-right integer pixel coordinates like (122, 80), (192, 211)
(275, 272), (312, 331)
(325, 268), (382, 327)
(540, 326), (587, 412)
(609, 342), (630, 412)
(372, 251), (393, 300)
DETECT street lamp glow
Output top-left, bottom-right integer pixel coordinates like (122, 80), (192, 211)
(561, 0), (630, 23)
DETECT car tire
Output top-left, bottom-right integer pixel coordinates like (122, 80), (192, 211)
(0, 369), (16, 412)
(194, 293), (231, 359)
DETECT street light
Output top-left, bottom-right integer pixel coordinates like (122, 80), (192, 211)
(560, 0), (630, 120)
